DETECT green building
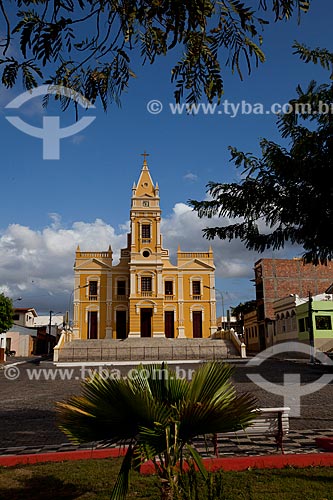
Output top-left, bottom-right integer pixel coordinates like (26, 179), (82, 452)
(297, 294), (333, 352)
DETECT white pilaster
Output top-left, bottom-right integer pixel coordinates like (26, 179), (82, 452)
(105, 327), (113, 339)
(157, 270), (163, 295)
(130, 272), (136, 295)
(177, 326), (186, 338)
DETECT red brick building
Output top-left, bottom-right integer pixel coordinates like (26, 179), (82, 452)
(254, 258), (333, 350)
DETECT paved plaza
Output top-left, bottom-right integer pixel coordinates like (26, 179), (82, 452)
(1, 357), (333, 456)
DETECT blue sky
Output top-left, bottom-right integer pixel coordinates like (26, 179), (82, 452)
(0, 1), (332, 316)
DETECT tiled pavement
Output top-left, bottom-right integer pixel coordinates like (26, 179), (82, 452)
(197, 428), (333, 457)
(2, 358), (333, 461)
(1, 428), (333, 458)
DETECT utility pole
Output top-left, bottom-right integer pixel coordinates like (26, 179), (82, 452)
(48, 310), (53, 354)
(308, 291), (315, 364)
(220, 292), (225, 330)
(68, 284), (89, 331)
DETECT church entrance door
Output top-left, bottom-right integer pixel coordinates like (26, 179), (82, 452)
(141, 308), (152, 337)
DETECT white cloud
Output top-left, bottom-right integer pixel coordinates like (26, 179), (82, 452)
(161, 203), (280, 278)
(0, 207), (303, 314)
(161, 203), (303, 310)
(0, 216), (127, 313)
(183, 172), (198, 182)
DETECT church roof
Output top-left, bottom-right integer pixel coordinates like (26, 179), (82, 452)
(133, 154), (158, 198)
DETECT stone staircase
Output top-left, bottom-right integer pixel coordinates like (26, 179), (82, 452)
(57, 337), (240, 363)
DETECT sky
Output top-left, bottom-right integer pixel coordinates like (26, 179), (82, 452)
(0, 1), (332, 316)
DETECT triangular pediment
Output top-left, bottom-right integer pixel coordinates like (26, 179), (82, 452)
(75, 258), (112, 270)
(178, 258), (215, 270)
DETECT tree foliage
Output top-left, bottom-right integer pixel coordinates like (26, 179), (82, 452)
(0, 293), (14, 333)
(190, 43), (333, 266)
(0, 1), (311, 109)
(57, 361), (257, 500)
(231, 300), (257, 319)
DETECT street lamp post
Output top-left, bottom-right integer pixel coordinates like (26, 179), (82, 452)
(217, 289), (225, 330)
(308, 291), (315, 364)
(48, 310), (63, 354)
(47, 310), (53, 354)
(67, 284), (89, 331)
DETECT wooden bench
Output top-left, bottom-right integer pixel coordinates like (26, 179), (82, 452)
(212, 407), (290, 456)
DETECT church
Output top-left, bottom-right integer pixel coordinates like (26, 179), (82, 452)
(72, 156), (217, 339)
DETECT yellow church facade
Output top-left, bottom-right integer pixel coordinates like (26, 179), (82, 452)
(73, 158), (217, 339)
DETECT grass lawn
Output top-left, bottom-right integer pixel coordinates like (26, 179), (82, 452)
(1, 458), (333, 500)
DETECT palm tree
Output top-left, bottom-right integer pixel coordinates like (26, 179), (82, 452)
(57, 362), (257, 500)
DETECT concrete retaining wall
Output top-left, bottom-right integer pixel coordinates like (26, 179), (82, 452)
(57, 338), (239, 362)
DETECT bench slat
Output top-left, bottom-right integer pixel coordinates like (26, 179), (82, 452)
(217, 407), (290, 437)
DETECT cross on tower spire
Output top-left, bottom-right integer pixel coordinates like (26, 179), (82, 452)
(140, 151), (150, 166)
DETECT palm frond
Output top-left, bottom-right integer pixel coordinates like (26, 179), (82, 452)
(187, 362), (235, 404)
(57, 370), (175, 443)
(131, 362), (190, 404)
(186, 444), (208, 479)
(57, 361), (258, 500)
(110, 444), (135, 500)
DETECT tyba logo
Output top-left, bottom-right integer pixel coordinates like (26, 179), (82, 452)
(5, 85), (96, 159)
(246, 342), (333, 416)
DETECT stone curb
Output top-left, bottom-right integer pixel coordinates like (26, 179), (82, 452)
(2, 447), (333, 473)
(140, 452), (333, 473)
(0, 447), (127, 467)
